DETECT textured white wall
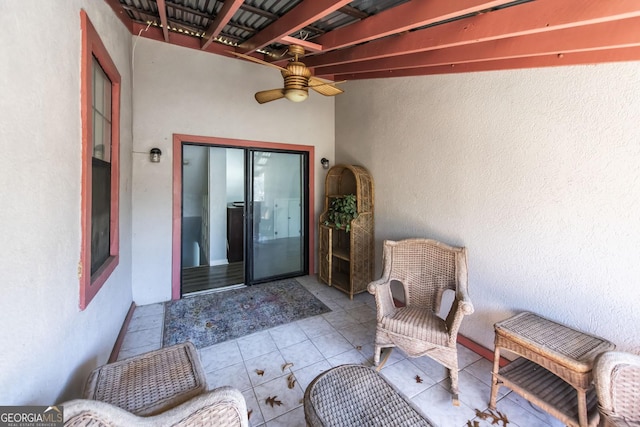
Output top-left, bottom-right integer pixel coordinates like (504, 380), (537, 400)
(336, 62), (640, 352)
(0, 1), (133, 404)
(132, 38), (335, 304)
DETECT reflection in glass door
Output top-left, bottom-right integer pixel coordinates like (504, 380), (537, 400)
(247, 150), (307, 283)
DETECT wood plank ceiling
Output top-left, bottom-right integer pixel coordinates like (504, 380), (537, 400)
(106, 0), (640, 80)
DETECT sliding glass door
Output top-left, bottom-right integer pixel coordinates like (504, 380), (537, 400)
(246, 150), (308, 284)
(180, 144), (308, 295)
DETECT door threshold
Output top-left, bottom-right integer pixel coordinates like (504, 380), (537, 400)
(183, 283), (246, 298)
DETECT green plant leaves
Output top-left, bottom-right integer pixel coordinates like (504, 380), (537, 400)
(324, 194), (358, 232)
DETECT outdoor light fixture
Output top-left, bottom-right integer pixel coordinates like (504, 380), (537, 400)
(284, 88), (309, 102)
(321, 158), (330, 169)
(150, 148), (162, 163)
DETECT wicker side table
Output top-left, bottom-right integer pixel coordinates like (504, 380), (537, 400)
(304, 364), (434, 427)
(489, 312), (615, 427)
(83, 342), (207, 416)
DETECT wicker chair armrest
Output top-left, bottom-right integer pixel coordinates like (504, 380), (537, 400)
(444, 292), (474, 346)
(455, 289), (474, 316)
(594, 351), (640, 418)
(63, 386), (248, 427)
(368, 278), (397, 319)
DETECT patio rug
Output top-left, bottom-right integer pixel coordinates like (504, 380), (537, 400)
(163, 278), (331, 349)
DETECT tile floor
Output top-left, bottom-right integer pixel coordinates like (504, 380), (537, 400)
(119, 275), (566, 427)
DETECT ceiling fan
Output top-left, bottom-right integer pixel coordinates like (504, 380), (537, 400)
(229, 44), (344, 104)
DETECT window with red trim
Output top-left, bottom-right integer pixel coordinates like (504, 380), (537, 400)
(80, 10), (121, 309)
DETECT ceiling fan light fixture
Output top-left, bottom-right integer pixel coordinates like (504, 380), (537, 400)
(284, 89), (308, 102)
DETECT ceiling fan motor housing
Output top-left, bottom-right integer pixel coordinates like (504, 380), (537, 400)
(281, 61), (311, 101)
(282, 61), (311, 90)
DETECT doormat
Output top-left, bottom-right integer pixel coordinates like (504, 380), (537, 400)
(163, 278), (331, 349)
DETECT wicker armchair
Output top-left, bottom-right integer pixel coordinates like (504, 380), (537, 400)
(63, 386), (248, 426)
(368, 238), (474, 404)
(594, 351), (640, 427)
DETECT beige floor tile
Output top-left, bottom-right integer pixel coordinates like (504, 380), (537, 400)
(278, 340), (325, 371)
(244, 350), (288, 387)
(253, 376), (304, 422)
(121, 275), (567, 427)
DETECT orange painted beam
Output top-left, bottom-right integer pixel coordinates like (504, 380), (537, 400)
(305, 0), (640, 69)
(156, 0), (170, 42)
(313, 0), (513, 52)
(237, 0), (352, 54)
(329, 47), (640, 80)
(201, 0), (244, 50)
(316, 16), (640, 75)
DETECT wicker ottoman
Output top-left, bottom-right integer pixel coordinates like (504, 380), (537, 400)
(83, 342), (207, 416)
(304, 364), (434, 427)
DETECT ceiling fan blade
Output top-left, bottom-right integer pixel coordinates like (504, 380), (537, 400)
(308, 77), (344, 96)
(255, 89), (285, 104)
(228, 51), (288, 72)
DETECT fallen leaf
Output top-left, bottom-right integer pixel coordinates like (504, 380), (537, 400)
(256, 369), (265, 376)
(265, 396), (283, 407)
(247, 409), (253, 420)
(287, 373), (296, 389)
(282, 362), (294, 372)
(415, 375), (423, 383)
(205, 321), (213, 328)
(356, 345), (362, 351)
(473, 409), (509, 426)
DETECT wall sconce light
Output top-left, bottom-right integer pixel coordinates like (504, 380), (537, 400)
(150, 148), (162, 163)
(321, 158), (330, 169)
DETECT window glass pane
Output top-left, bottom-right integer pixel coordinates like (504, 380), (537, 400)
(102, 119), (111, 163)
(103, 77), (111, 118)
(93, 111), (104, 159)
(92, 64), (96, 109)
(93, 58), (104, 115)
(92, 58), (112, 162)
(91, 159), (111, 276)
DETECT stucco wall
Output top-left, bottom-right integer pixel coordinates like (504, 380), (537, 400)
(0, 1), (133, 404)
(131, 38), (335, 304)
(336, 62), (640, 353)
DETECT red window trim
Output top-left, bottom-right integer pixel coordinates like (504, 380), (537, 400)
(80, 10), (121, 310)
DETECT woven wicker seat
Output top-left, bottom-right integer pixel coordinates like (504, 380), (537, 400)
(594, 351), (640, 427)
(63, 342), (248, 426)
(63, 386), (248, 426)
(368, 239), (473, 403)
(83, 342), (207, 416)
(303, 364), (434, 427)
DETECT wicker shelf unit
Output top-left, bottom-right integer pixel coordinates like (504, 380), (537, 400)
(319, 165), (374, 299)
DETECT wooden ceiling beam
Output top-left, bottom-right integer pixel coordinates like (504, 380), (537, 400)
(279, 36), (323, 52)
(237, 0), (352, 54)
(132, 21), (228, 54)
(315, 16), (640, 75)
(156, 0), (170, 42)
(306, 0), (640, 69)
(165, 1), (212, 21)
(240, 4), (278, 21)
(201, 0), (244, 50)
(313, 0), (513, 52)
(126, 10), (205, 38)
(103, 0), (134, 32)
(338, 5), (368, 20)
(332, 47), (640, 80)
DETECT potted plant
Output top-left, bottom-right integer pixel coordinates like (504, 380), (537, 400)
(324, 194), (358, 232)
